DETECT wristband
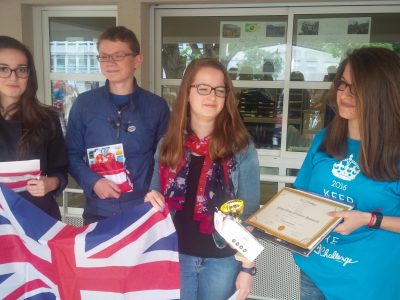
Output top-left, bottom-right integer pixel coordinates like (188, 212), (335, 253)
(367, 212), (376, 228)
(370, 211), (383, 229)
(240, 266), (257, 276)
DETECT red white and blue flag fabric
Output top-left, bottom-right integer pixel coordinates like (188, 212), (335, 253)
(0, 185), (180, 299)
(0, 160), (41, 192)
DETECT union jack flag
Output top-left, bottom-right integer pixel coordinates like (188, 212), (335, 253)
(0, 185), (180, 299)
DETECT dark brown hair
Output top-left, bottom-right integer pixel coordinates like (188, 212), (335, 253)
(97, 26), (140, 54)
(160, 58), (250, 167)
(321, 47), (400, 180)
(0, 36), (56, 158)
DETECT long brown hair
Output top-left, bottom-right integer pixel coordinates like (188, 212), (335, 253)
(0, 36), (56, 158)
(321, 47), (400, 180)
(160, 58), (250, 168)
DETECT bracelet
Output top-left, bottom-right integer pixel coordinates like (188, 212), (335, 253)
(240, 266), (257, 276)
(367, 212), (376, 228)
(370, 211), (383, 229)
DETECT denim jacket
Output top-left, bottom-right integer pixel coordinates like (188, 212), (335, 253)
(149, 140), (260, 220)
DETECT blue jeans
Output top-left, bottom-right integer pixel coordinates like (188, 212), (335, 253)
(300, 271), (326, 300)
(179, 253), (240, 300)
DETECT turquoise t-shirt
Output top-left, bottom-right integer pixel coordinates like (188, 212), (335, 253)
(294, 129), (400, 300)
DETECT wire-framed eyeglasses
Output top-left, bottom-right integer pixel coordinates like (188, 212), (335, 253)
(97, 52), (137, 62)
(190, 84), (228, 98)
(335, 79), (354, 95)
(0, 65), (30, 79)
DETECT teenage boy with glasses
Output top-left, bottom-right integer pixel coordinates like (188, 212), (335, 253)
(66, 26), (169, 224)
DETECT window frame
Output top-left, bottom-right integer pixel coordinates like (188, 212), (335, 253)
(33, 5), (117, 105)
(152, 3), (400, 186)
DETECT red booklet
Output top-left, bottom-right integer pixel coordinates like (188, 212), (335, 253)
(87, 144), (133, 193)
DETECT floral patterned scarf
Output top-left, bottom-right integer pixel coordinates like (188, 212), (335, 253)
(160, 134), (235, 234)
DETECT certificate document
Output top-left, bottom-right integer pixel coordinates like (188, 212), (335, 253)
(246, 187), (353, 256)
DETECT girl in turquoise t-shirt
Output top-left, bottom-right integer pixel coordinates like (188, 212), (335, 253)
(294, 47), (400, 300)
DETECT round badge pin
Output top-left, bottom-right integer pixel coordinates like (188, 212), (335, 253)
(127, 125), (136, 132)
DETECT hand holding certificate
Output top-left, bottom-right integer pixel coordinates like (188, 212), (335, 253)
(246, 188), (353, 256)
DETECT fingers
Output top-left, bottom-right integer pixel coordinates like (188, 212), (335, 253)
(327, 210), (346, 218)
(245, 225), (254, 232)
(93, 178), (121, 199)
(26, 179), (46, 197)
(235, 272), (254, 300)
(144, 190), (165, 211)
(107, 180), (121, 196)
(236, 288), (250, 300)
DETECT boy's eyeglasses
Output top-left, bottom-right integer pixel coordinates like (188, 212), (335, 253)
(97, 52), (136, 62)
(190, 84), (227, 98)
(0, 66), (30, 78)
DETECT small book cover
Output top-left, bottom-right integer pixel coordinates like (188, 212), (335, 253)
(87, 143), (133, 193)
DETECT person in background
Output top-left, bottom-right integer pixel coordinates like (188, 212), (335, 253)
(0, 36), (67, 220)
(145, 58), (260, 300)
(294, 47), (400, 300)
(66, 26), (169, 224)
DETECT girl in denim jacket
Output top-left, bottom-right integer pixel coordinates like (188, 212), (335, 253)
(146, 58), (260, 300)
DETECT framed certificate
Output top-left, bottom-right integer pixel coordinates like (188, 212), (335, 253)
(246, 187), (353, 256)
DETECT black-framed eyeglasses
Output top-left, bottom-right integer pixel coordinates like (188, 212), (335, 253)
(0, 65), (30, 78)
(335, 79), (354, 95)
(190, 84), (228, 98)
(96, 52), (136, 62)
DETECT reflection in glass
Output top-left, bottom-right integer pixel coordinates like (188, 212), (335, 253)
(162, 16), (287, 79)
(260, 167), (279, 204)
(260, 181), (278, 205)
(286, 169), (299, 177)
(292, 13), (400, 81)
(287, 88), (330, 152)
(51, 80), (105, 125)
(49, 17), (115, 74)
(236, 88), (282, 149)
(162, 86), (283, 149)
(161, 85), (178, 108)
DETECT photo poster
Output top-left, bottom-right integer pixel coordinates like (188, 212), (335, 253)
(219, 21), (286, 74)
(296, 17), (371, 48)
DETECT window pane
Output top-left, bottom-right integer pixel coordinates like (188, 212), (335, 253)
(49, 17), (115, 74)
(162, 16), (288, 79)
(237, 87), (282, 149)
(286, 88), (331, 152)
(292, 13), (400, 81)
(162, 86), (283, 149)
(161, 85), (178, 107)
(51, 80), (105, 125)
(260, 167), (279, 205)
(286, 168), (299, 177)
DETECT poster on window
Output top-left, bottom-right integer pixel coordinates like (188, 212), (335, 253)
(296, 17), (371, 49)
(219, 21), (287, 78)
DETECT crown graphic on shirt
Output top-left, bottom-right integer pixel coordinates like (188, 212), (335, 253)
(332, 154), (360, 181)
